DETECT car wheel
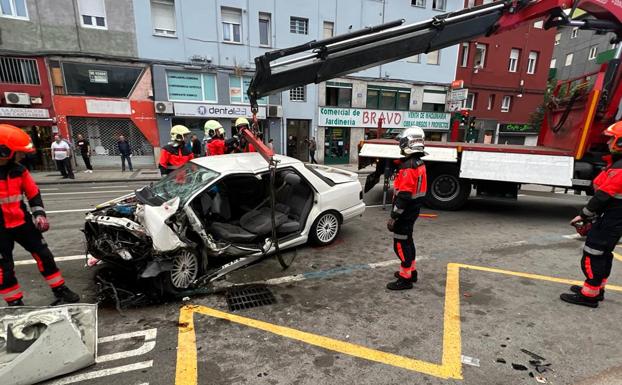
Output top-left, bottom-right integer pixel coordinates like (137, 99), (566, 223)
(162, 249), (200, 294)
(310, 211), (341, 246)
(425, 165), (471, 211)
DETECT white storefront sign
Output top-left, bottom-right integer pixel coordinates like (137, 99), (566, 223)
(0, 107), (50, 119)
(85, 99), (132, 115)
(173, 103), (267, 119)
(318, 107), (451, 131)
(88, 70), (109, 83)
(449, 89), (468, 102)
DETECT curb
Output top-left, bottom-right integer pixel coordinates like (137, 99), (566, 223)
(36, 178), (161, 186)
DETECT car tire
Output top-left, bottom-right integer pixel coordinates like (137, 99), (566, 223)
(160, 249), (201, 295)
(425, 165), (471, 211)
(310, 211), (341, 246)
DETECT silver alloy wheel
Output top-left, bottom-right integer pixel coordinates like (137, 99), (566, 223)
(431, 174), (460, 202)
(170, 250), (198, 289)
(316, 213), (339, 243)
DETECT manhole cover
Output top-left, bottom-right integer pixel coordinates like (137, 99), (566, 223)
(225, 285), (276, 311)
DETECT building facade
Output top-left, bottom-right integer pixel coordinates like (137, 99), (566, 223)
(454, 0), (556, 146)
(133, 0), (462, 163)
(0, 0), (158, 169)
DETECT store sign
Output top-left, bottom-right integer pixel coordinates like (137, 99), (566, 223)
(318, 107), (451, 131)
(88, 70), (109, 84)
(0, 107), (50, 119)
(449, 89), (468, 102)
(499, 123), (538, 133)
(174, 103), (267, 119)
(85, 99), (131, 115)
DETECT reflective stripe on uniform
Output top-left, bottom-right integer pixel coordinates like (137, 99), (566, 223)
(0, 195), (22, 204)
(601, 278), (608, 289)
(399, 266), (411, 279)
(581, 282), (601, 297)
(393, 207), (404, 214)
(45, 271), (65, 288)
(583, 245), (604, 256)
(412, 192), (426, 199)
(0, 284), (23, 301)
(30, 206), (44, 213)
(581, 207), (595, 217)
(584, 256), (594, 279)
(393, 233), (408, 240)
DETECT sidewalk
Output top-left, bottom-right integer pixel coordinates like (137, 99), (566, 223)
(32, 168), (162, 185)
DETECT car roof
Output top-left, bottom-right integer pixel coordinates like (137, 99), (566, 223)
(191, 152), (302, 174)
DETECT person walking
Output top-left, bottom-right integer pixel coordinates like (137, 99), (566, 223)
(51, 134), (74, 179)
(0, 124), (80, 306)
(117, 135), (133, 172)
(305, 137), (318, 164)
(191, 134), (202, 157)
(76, 134), (93, 173)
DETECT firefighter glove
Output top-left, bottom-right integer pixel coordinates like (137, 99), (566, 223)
(387, 218), (395, 232)
(34, 215), (49, 233)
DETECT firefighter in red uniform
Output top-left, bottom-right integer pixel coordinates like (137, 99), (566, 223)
(0, 124), (80, 306)
(562, 122), (622, 307)
(386, 127), (427, 290)
(235, 117), (256, 152)
(159, 125), (195, 175)
(205, 120), (225, 156)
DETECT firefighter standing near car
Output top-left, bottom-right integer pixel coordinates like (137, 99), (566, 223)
(159, 125), (194, 175)
(0, 124), (80, 306)
(205, 120), (225, 156)
(562, 122), (622, 307)
(234, 117), (256, 153)
(386, 127), (427, 291)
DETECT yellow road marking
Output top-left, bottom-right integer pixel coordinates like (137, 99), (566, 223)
(175, 263), (622, 384)
(614, 251), (622, 263)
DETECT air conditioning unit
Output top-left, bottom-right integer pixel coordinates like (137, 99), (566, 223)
(4, 92), (31, 106)
(155, 101), (174, 114)
(268, 105), (283, 118)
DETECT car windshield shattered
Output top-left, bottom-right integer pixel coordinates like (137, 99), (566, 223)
(149, 162), (220, 205)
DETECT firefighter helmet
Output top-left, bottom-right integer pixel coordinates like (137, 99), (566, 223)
(235, 117), (250, 128)
(0, 124), (35, 159)
(204, 120), (222, 132)
(398, 126), (425, 155)
(171, 125), (191, 142)
(604, 121), (622, 153)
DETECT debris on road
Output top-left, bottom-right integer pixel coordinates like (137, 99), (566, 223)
(496, 358), (507, 364)
(521, 348), (546, 361)
(535, 376), (548, 383)
(512, 363), (529, 371)
(461, 355), (480, 367)
(0, 304), (97, 385)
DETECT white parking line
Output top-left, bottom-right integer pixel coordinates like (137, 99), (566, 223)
(40, 188), (60, 191)
(91, 185), (132, 189)
(46, 361), (153, 385)
(43, 190), (132, 196)
(15, 255), (86, 266)
(47, 208), (92, 214)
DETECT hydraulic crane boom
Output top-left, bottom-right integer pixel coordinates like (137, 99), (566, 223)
(247, 0), (622, 109)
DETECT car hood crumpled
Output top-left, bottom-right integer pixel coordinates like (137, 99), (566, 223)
(135, 196), (187, 252)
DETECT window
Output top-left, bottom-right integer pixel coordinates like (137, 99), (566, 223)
(554, 33), (561, 45)
(407, 54), (421, 63)
(533, 20), (543, 28)
(487, 94), (495, 110)
(323, 21), (334, 39)
(62, 63), (142, 97)
(463, 93), (475, 110)
(508, 48), (520, 72)
(151, 0), (176, 37)
(432, 0), (446, 11)
(325, 82), (352, 107)
(0, 0), (27, 19)
(571, 27), (579, 39)
(527, 51), (538, 74)
(588, 46), (598, 60)
(222, 7), (242, 43)
(426, 50), (440, 65)
(565, 53), (573, 66)
(460, 43), (469, 67)
(167, 71), (217, 102)
(290, 17), (308, 34)
(474, 43), (487, 68)
(0, 57), (39, 84)
(78, 0), (106, 29)
(367, 86), (411, 110)
(411, 0), (425, 7)
(259, 13), (271, 46)
(290, 86), (306, 101)
(550, 58), (557, 68)
(501, 96), (512, 112)
(229, 75), (267, 105)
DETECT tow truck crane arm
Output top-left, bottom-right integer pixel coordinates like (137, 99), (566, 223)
(247, 0), (622, 109)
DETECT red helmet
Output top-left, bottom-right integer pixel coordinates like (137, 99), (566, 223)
(0, 124), (35, 159)
(604, 121), (622, 153)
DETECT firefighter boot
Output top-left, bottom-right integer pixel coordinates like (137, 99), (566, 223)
(52, 285), (80, 305)
(387, 276), (413, 291)
(394, 270), (418, 283)
(560, 292), (599, 308)
(7, 298), (24, 307)
(570, 285), (604, 301)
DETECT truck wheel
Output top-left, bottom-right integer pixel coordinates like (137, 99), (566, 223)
(426, 165), (471, 211)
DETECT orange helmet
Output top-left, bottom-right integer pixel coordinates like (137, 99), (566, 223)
(0, 124), (35, 159)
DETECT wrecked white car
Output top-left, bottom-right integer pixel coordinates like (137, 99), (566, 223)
(84, 153), (365, 294)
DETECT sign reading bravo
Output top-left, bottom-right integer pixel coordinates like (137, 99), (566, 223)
(173, 103), (267, 119)
(318, 107), (451, 131)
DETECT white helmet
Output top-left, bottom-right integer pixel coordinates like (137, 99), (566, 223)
(398, 126), (425, 155)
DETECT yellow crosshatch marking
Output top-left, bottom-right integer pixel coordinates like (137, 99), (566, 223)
(174, 263), (622, 384)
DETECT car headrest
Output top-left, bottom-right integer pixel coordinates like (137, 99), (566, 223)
(284, 173), (301, 185)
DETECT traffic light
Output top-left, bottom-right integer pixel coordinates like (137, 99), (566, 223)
(469, 116), (476, 128)
(460, 110), (469, 124)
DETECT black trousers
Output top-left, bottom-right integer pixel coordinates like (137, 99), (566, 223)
(82, 153), (93, 170)
(121, 154), (133, 171)
(0, 220), (65, 303)
(55, 158), (74, 178)
(309, 150), (317, 164)
(393, 204), (420, 279)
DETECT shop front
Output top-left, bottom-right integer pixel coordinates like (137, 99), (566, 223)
(496, 123), (539, 146)
(172, 103), (267, 140)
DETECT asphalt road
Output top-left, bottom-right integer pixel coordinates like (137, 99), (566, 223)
(5, 179), (622, 385)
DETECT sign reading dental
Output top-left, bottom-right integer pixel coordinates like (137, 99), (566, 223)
(174, 103), (266, 119)
(319, 108), (451, 130)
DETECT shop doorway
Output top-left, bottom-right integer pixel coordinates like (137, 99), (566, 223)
(286, 119), (310, 161)
(21, 126), (55, 171)
(324, 127), (350, 164)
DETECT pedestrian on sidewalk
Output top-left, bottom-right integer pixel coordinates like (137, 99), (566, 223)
(191, 134), (202, 157)
(117, 135), (133, 172)
(76, 134), (93, 173)
(305, 137), (318, 164)
(267, 138), (274, 152)
(51, 134), (74, 179)
(0, 124), (81, 306)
